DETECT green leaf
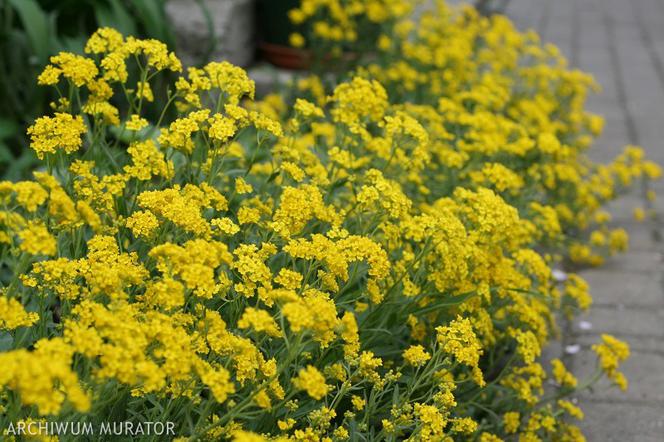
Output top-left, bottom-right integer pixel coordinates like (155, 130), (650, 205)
(57, 35), (86, 55)
(0, 118), (19, 140)
(413, 290), (479, 315)
(95, 0), (138, 37)
(0, 332), (13, 351)
(0, 142), (13, 163)
(131, 0), (175, 46)
(7, 0), (51, 64)
(2, 150), (38, 181)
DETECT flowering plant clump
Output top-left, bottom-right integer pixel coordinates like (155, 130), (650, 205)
(0, 2), (660, 441)
(287, 0), (414, 55)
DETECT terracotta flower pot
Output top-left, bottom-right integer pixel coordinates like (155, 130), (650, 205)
(258, 41), (312, 70)
(256, 0), (311, 69)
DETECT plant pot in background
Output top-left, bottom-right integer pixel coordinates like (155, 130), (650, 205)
(255, 0), (311, 70)
(167, 0), (255, 67)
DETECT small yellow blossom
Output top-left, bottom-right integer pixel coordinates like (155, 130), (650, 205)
(237, 307), (281, 337)
(289, 33), (306, 48)
(292, 365), (330, 400)
(0, 296), (39, 331)
(126, 114), (149, 131)
(18, 221), (56, 256)
(403, 344), (431, 367)
(351, 395), (365, 411)
(552, 358), (577, 388)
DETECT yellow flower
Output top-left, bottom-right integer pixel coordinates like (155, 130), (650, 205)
(235, 177), (254, 194)
(358, 351), (382, 383)
(330, 77), (388, 138)
(558, 399), (584, 420)
(274, 268), (303, 290)
(125, 210), (160, 238)
(339, 311), (359, 359)
(551, 358), (577, 388)
(124, 140), (173, 181)
(0, 296), (38, 331)
(8, 181), (48, 212)
(85, 27), (124, 54)
(503, 412), (520, 434)
(592, 334), (630, 390)
(0, 338), (90, 415)
(282, 290), (339, 347)
(39, 52), (98, 87)
(27, 113), (86, 159)
(237, 307), (281, 337)
(633, 207), (645, 222)
(232, 430), (268, 442)
(139, 278), (185, 311)
(292, 365), (329, 400)
(289, 32), (306, 48)
(436, 316), (483, 370)
(1, 9), (657, 435)
(18, 221), (56, 256)
(294, 98), (324, 118)
(125, 114), (149, 131)
(211, 217), (240, 236)
(414, 403), (446, 439)
(608, 228), (629, 254)
(197, 363), (235, 403)
(351, 395), (365, 411)
(511, 328), (541, 365)
(451, 417), (478, 434)
(402, 344), (431, 367)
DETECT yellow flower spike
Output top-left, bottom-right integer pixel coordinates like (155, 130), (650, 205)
(125, 114), (149, 131)
(237, 307), (281, 337)
(592, 334), (630, 390)
(294, 98), (324, 119)
(0, 296), (38, 331)
(235, 177), (254, 195)
(17, 221), (57, 256)
(39, 52), (98, 87)
(551, 358), (578, 388)
(351, 395), (365, 411)
(436, 316), (483, 370)
(27, 113), (87, 159)
(85, 27), (124, 54)
(292, 365), (330, 400)
(0, 338), (90, 415)
(558, 399), (585, 420)
(289, 32), (306, 48)
(633, 207), (646, 222)
(402, 344), (431, 367)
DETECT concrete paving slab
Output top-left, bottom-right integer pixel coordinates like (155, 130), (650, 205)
(579, 269), (663, 306)
(577, 400), (664, 441)
(572, 305), (664, 337)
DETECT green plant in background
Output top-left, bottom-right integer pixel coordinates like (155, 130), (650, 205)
(0, 0), (175, 180)
(474, 0), (512, 16)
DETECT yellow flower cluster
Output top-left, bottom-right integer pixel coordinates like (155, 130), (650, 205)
(0, 295), (38, 331)
(0, 2), (653, 440)
(593, 334), (630, 390)
(27, 113), (86, 159)
(288, 0), (413, 50)
(402, 344), (431, 367)
(0, 338), (90, 415)
(292, 365), (330, 400)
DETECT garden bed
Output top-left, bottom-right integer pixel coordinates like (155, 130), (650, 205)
(0, 1), (659, 441)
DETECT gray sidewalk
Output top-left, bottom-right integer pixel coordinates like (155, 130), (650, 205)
(507, 0), (664, 440)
